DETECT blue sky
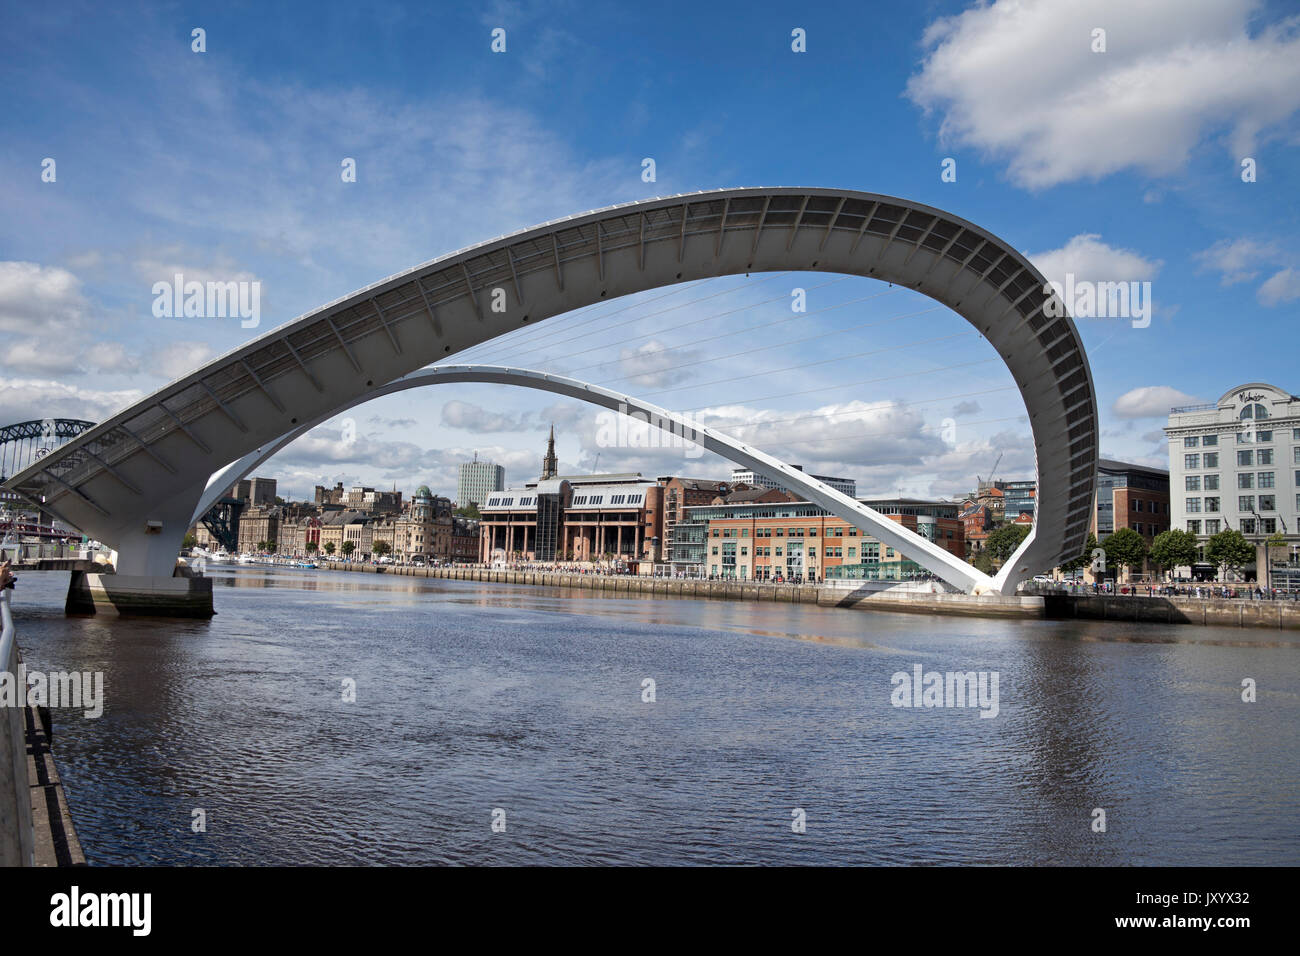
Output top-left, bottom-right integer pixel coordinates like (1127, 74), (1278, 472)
(2, 0), (1298, 501)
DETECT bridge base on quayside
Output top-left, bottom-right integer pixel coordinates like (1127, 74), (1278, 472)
(65, 571), (214, 619)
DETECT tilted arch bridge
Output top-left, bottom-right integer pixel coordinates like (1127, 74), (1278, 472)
(3, 187), (1098, 595)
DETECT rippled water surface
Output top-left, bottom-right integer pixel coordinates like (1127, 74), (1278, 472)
(11, 567), (1300, 865)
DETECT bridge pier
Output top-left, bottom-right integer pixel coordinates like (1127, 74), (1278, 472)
(65, 570), (214, 618)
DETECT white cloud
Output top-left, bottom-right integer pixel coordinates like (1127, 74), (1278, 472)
(440, 400), (532, 433)
(1030, 234), (1161, 286)
(1196, 238), (1300, 305)
(0, 261), (88, 334)
(907, 0), (1300, 188)
(1112, 385), (1205, 419)
(1257, 267), (1300, 306)
(150, 342), (215, 379)
(0, 377), (144, 425)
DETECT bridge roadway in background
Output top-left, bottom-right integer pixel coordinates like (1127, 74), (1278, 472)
(2, 187), (1099, 595)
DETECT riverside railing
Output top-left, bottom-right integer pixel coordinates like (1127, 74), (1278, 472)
(0, 586), (35, 866)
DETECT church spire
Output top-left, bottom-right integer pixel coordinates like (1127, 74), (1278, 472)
(541, 424), (559, 480)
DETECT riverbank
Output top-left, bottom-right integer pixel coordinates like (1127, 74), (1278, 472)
(320, 562), (1045, 619)
(317, 562), (1300, 630)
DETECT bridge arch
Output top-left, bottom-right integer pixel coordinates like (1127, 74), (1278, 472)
(3, 188), (1097, 592)
(194, 365), (995, 593)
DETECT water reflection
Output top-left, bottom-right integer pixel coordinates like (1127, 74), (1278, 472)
(9, 566), (1298, 866)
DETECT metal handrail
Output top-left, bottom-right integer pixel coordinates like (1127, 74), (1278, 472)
(0, 586), (12, 667)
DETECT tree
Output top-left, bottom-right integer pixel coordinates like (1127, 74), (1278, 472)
(1100, 528), (1147, 578)
(341, 541), (356, 557)
(373, 540), (392, 557)
(1148, 529), (1198, 579)
(324, 541), (336, 556)
(256, 540), (268, 552)
(971, 550), (995, 575)
(1206, 529), (1253, 578)
(306, 541), (318, 554)
(985, 523), (1030, 563)
(455, 503), (481, 519)
(1059, 532), (1098, 576)
(182, 533), (197, 549)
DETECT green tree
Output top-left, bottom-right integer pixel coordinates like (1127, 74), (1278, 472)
(1206, 528), (1253, 578)
(1059, 532), (1098, 576)
(324, 541), (336, 556)
(455, 503), (481, 519)
(1148, 529), (1198, 579)
(182, 533), (197, 549)
(971, 550), (995, 575)
(985, 523), (1030, 562)
(341, 541), (356, 557)
(373, 540), (392, 557)
(1100, 528), (1147, 578)
(256, 540), (268, 552)
(306, 541), (318, 554)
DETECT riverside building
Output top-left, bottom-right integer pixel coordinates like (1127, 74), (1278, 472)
(1166, 382), (1300, 584)
(687, 497), (964, 582)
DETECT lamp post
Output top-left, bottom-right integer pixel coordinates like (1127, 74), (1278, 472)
(1251, 509), (1270, 594)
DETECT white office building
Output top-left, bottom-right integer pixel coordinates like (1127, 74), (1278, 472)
(457, 457), (505, 509)
(730, 466), (856, 498)
(1165, 382), (1300, 583)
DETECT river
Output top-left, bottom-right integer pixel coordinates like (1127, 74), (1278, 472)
(10, 566), (1299, 865)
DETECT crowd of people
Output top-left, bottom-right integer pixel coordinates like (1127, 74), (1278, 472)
(1039, 578), (1299, 600)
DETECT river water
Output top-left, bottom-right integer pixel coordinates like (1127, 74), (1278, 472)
(10, 566), (1300, 865)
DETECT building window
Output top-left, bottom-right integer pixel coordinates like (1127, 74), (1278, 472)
(1260, 495), (1276, 511)
(1241, 403), (1269, 420)
(1185, 498), (1201, 513)
(1185, 476), (1201, 491)
(1205, 520), (1221, 534)
(1259, 449), (1274, 466)
(1259, 472), (1275, 488)
(741, 547), (748, 556)
(1240, 518), (1256, 535)
(1262, 518), (1277, 534)
(1134, 522), (1143, 535)
(1202, 435), (1218, 447)
(1238, 450), (1254, 467)
(1184, 436), (1199, 448)
(848, 547), (856, 558)
(1204, 474), (1219, 490)
(1184, 454), (1200, 469)
(1259, 430), (1273, 442)
(1187, 520), (1201, 534)
(1203, 452), (1218, 468)
(1239, 496), (1255, 512)
(1205, 497), (1220, 512)
(1239, 473), (1254, 489)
